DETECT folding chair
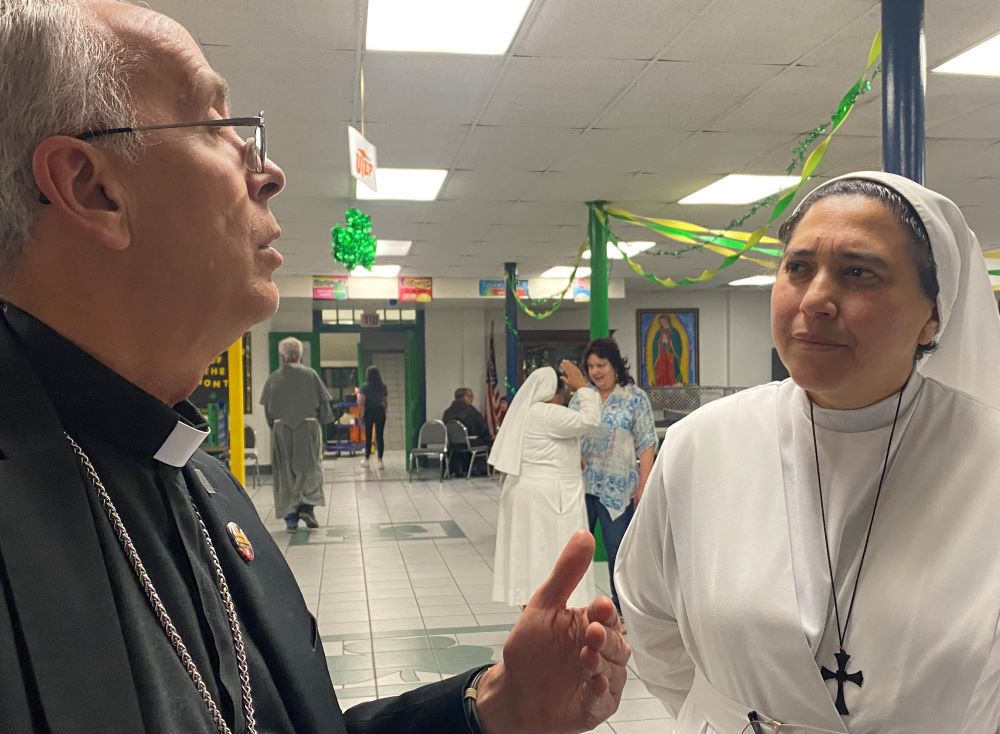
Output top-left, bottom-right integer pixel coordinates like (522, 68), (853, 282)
(408, 419), (449, 481)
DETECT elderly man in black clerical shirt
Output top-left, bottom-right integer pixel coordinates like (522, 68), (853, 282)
(0, 1), (629, 732)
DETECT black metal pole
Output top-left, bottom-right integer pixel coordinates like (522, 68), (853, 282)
(881, 0), (926, 183)
(504, 262), (519, 399)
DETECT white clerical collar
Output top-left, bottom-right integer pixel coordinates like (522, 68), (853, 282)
(797, 371), (924, 434)
(153, 420), (210, 467)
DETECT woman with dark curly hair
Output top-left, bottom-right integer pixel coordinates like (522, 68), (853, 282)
(571, 337), (657, 621)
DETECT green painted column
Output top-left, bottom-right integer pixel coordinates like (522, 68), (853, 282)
(586, 203), (610, 563)
(587, 202), (609, 338)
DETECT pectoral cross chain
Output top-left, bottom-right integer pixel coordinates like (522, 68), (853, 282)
(821, 649), (863, 715)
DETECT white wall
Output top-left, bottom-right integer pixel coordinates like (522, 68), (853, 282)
(425, 308), (492, 420)
(248, 318), (274, 467)
(265, 287), (775, 465)
(508, 289), (774, 389)
(608, 289), (774, 388)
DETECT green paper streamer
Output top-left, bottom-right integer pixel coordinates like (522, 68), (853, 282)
(504, 314), (519, 339)
(511, 30), (883, 309)
(331, 208), (377, 271)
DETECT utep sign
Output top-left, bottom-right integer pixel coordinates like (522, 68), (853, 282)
(348, 126), (377, 192)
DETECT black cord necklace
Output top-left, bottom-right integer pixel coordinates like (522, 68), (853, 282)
(809, 382), (907, 717)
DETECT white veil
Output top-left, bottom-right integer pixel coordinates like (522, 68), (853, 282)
(487, 366), (558, 477)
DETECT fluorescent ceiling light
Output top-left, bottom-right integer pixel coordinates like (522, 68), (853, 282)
(728, 275), (777, 287)
(541, 266), (591, 279)
(680, 175), (801, 205)
(933, 32), (1000, 77)
(584, 241), (655, 260)
(366, 0), (532, 55)
(351, 264), (401, 277)
(356, 169), (447, 201)
(376, 239), (412, 256)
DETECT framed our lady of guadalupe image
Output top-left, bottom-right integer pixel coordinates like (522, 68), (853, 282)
(636, 309), (699, 388)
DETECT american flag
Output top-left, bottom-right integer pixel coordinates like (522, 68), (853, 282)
(485, 322), (503, 435)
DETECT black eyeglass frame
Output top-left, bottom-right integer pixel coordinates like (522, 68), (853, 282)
(38, 112), (266, 204)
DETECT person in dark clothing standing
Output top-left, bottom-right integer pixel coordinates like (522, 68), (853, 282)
(358, 365), (388, 470)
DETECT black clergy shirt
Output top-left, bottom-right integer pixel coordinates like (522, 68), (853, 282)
(0, 304), (483, 734)
(6, 305), (294, 732)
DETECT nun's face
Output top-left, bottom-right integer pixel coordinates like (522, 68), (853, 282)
(771, 195), (938, 410)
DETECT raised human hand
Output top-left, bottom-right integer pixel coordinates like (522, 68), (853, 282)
(559, 360), (588, 392)
(475, 531), (631, 733)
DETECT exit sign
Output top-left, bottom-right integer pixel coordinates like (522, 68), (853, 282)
(360, 311), (380, 328)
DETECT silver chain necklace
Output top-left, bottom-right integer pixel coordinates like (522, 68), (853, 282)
(65, 433), (257, 734)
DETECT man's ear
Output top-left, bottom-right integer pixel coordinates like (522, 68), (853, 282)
(32, 136), (131, 251)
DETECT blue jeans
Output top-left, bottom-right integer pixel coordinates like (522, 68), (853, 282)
(585, 494), (635, 615)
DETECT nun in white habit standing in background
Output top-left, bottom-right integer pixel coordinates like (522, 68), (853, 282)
(616, 171), (1000, 734)
(490, 361), (601, 609)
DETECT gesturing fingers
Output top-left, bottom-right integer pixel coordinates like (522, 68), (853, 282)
(526, 530), (595, 610)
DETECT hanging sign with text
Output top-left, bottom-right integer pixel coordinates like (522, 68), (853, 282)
(398, 277), (433, 302)
(313, 275), (349, 301)
(479, 278), (528, 297)
(348, 126), (377, 192)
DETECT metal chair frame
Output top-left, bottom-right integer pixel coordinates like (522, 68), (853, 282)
(445, 420), (491, 479)
(408, 419), (449, 481)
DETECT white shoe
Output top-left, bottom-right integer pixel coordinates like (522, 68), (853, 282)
(360, 458), (370, 468)
(377, 460), (384, 470)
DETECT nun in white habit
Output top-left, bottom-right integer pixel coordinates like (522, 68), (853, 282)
(615, 171), (1000, 734)
(490, 361), (600, 608)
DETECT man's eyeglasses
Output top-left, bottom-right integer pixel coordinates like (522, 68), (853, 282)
(38, 111), (266, 204)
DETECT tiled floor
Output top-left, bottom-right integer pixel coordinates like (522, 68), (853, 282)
(247, 451), (674, 733)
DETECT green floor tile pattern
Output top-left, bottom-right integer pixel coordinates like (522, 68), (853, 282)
(247, 451), (673, 730)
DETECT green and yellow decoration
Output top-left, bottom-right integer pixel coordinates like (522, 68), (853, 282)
(509, 31), (883, 319)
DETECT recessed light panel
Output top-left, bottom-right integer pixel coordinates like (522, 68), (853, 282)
(541, 266), (591, 279)
(351, 264), (402, 277)
(366, 0), (532, 55)
(680, 175), (801, 205)
(356, 169), (447, 201)
(934, 32), (1000, 77)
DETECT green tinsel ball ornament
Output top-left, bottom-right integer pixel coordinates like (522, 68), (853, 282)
(331, 208), (377, 271)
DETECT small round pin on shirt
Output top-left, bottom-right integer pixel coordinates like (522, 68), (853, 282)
(226, 522), (255, 562)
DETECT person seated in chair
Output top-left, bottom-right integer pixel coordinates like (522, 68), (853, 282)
(443, 387), (491, 475)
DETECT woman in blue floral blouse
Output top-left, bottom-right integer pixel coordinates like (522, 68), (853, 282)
(570, 338), (657, 619)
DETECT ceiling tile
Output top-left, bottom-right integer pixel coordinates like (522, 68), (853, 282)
(660, 0), (878, 65)
(151, 0), (359, 50)
(514, 0), (704, 60)
(362, 53), (503, 125)
(552, 128), (694, 173)
(457, 126), (583, 171)
(358, 123), (470, 168)
(598, 61), (784, 131)
(204, 46), (355, 122)
(442, 171), (544, 201)
(479, 57), (646, 128)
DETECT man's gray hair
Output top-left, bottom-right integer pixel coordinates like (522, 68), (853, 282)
(279, 337), (303, 363)
(0, 0), (142, 280)
(454, 387), (471, 400)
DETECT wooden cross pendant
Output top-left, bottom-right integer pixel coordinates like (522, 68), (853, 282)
(821, 649), (863, 715)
